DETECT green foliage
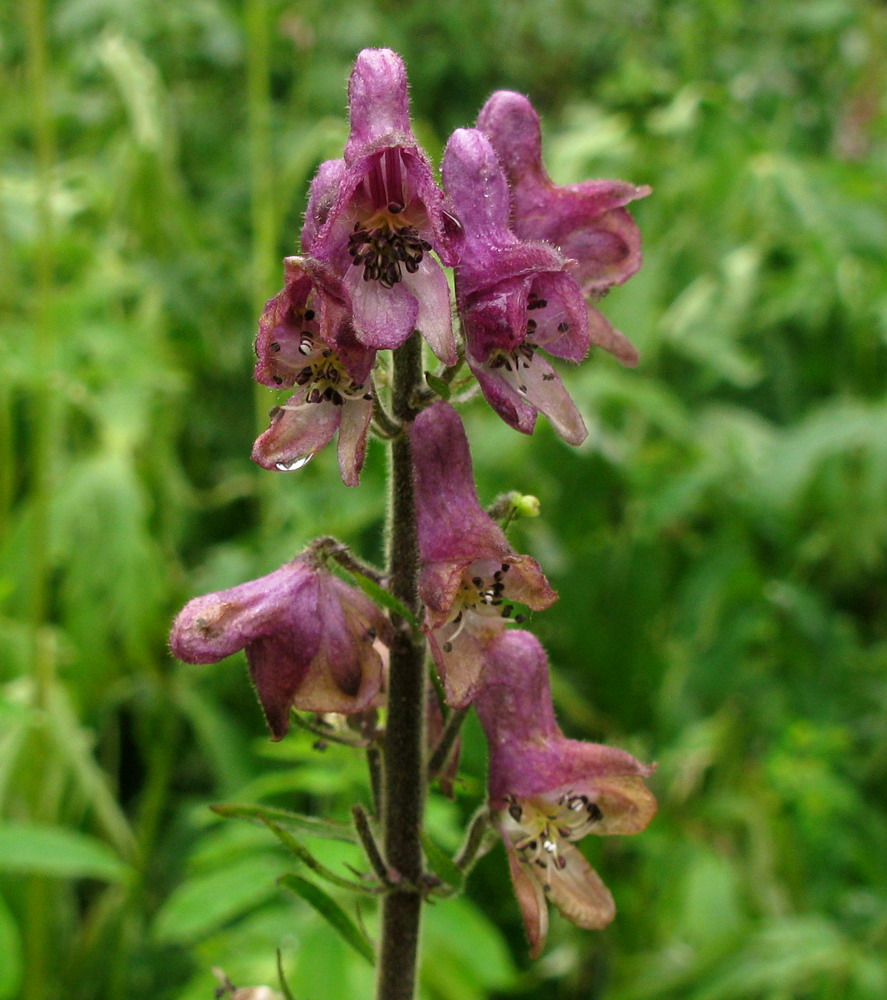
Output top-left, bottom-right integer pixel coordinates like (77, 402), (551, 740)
(3, 0), (886, 997)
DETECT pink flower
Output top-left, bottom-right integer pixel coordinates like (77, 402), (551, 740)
(477, 90), (649, 311)
(169, 556), (391, 740)
(474, 630), (656, 957)
(443, 128), (592, 443)
(308, 49), (458, 364)
(411, 402), (557, 706)
(251, 256), (375, 486)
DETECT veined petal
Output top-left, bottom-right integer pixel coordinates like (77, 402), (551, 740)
(545, 842), (615, 930)
(251, 394), (341, 472)
(336, 393), (374, 488)
(346, 264), (418, 350)
(504, 837), (548, 960)
(404, 256), (457, 365)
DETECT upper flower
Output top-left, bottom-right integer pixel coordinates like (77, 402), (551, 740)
(443, 128), (594, 444)
(411, 402), (557, 706)
(251, 256), (375, 486)
(477, 90), (649, 308)
(169, 555), (392, 740)
(307, 49), (458, 364)
(474, 630), (656, 957)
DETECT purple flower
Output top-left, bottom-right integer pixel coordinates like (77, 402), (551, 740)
(308, 49), (457, 364)
(411, 402), (557, 706)
(251, 256), (375, 487)
(443, 128), (591, 444)
(474, 630), (656, 957)
(169, 556), (392, 740)
(477, 90), (649, 310)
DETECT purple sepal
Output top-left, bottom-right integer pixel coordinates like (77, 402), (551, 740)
(169, 557), (392, 740)
(411, 403), (556, 705)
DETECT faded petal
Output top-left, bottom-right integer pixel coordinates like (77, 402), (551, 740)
(170, 558), (390, 740)
(504, 837), (548, 959)
(252, 392), (342, 473)
(404, 256), (458, 365)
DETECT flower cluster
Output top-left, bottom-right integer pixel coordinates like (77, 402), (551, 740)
(171, 48), (654, 958)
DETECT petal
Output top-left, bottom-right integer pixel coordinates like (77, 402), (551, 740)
(547, 842), (616, 930)
(504, 837), (549, 959)
(251, 394), (341, 472)
(403, 256), (457, 365)
(587, 305), (639, 367)
(442, 128), (515, 250)
(427, 619), (504, 708)
(468, 353), (539, 437)
(246, 630), (317, 740)
(336, 393), (374, 487)
(346, 265), (418, 350)
(525, 272), (590, 362)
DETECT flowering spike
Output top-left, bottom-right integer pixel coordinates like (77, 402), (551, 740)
(169, 557), (392, 740)
(475, 630), (656, 955)
(411, 403), (556, 705)
(477, 90), (649, 304)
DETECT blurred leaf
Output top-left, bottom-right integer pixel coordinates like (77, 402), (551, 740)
(0, 823), (130, 881)
(0, 894), (22, 1000)
(211, 803), (356, 842)
(279, 873), (374, 965)
(420, 831), (464, 891)
(153, 855), (281, 943)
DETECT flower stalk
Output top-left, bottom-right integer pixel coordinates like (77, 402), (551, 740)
(376, 332), (427, 1000)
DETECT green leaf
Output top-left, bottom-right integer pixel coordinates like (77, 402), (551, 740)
(0, 823), (130, 882)
(263, 821), (375, 894)
(211, 803), (356, 842)
(424, 370), (451, 400)
(348, 571), (419, 628)
(153, 855), (281, 943)
(420, 831), (463, 891)
(279, 874), (374, 965)
(0, 894), (23, 1000)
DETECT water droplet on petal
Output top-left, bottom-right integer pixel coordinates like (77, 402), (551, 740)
(275, 455), (313, 472)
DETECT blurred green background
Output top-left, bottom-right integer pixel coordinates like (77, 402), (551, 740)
(2, 0), (887, 997)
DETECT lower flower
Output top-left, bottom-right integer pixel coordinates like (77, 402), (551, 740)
(474, 630), (656, 956)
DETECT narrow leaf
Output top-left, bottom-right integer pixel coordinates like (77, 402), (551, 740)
(421, 832), (464, 891)
(211, 803), (356, 842)
(264, 821), (378, 894)
(280, 874), (375, 964)
(349, 571), (419, 628)
(0, 823), (130, 882)
(424, 371), (451, 400)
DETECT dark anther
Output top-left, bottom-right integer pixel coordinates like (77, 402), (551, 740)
(588, 802), (603, 822)
(387, 200), (404, 213)
(555, 855), (568, 870)
(442, 641), (453, 653)
(303, 309), (315, 320)
(273, 376), (283, 385)
(557, 321), (570, 332)
(269, 341), (280, 352)
(503, 604), (514, 617)
(268, 406), (283, 421)
(472, 577), (483, 586)
(501, 563), (510, 572)
(514, 614), (526, 623)
(508, 802), (523, 821)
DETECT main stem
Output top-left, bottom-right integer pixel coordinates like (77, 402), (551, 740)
(376, 334), (426, 1000)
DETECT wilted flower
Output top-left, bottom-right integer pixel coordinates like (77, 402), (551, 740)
(170, 555), (391, 740)
(308, 48), (458, 364)
(477, 90), (648, 314)
(251, 256), (375, 486)
(474, 630), (656, 957)
(411, 402), (556, 706)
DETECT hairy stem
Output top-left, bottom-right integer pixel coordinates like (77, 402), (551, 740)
(376, 333), (426, 1000)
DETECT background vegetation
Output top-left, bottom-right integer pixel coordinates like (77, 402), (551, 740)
(2, 0), (886, 997)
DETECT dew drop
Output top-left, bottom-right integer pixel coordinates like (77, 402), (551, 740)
(275, 455), (313, 472)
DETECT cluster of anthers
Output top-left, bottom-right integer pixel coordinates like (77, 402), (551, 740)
(441, 560), (526, 653)
(267, 330), (373, 408)
(347, 211), (432, 288)
(503, 792), (604, 881)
